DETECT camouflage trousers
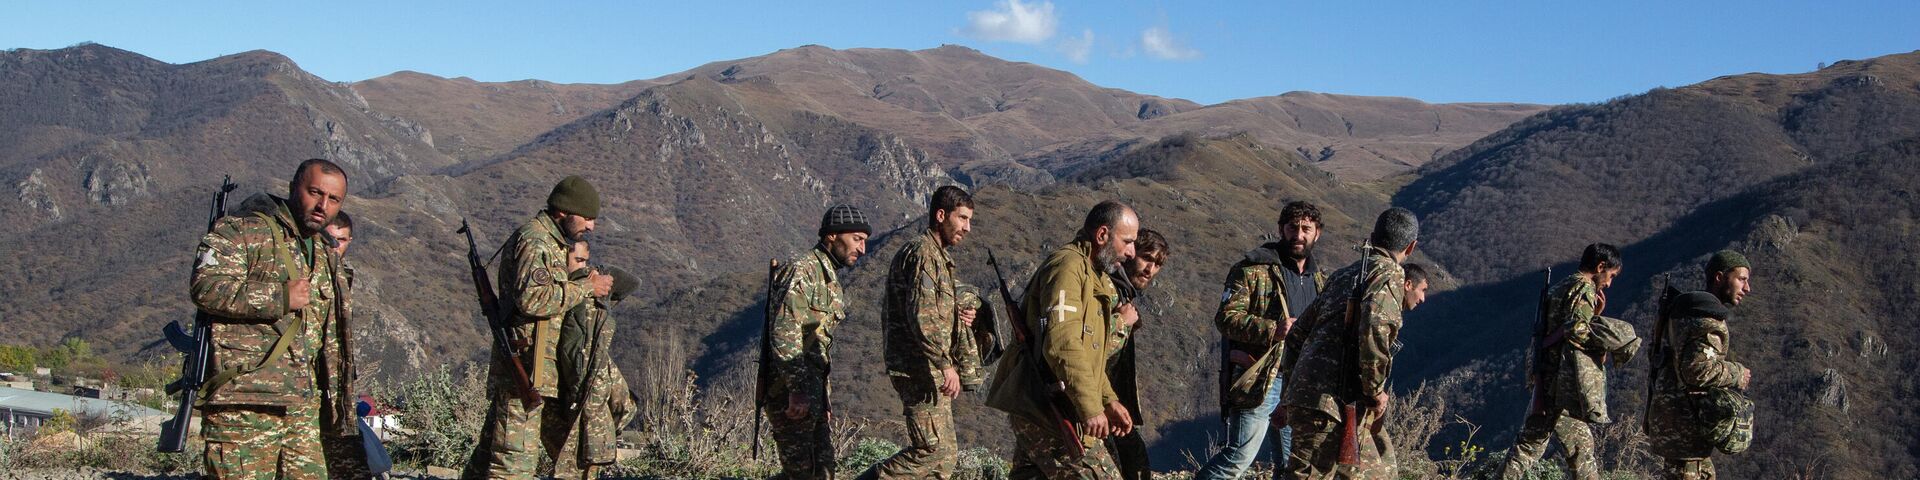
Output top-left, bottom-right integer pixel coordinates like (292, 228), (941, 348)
(869, 376), (958, 479)
(1006, 415), (1119, 480)
(462, 389), (568, 479)
(768, 408), (836, 480)
(1498, 411), (1597, 480)
(1659, 457), (1714, 480)
(1282, 409), (1393, 480)
(202, 403), (327, 480)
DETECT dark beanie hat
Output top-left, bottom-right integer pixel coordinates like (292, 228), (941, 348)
(547, 176), (600, 218)
(1706, 249), (1750, 275)
(819, 204), (871, 236)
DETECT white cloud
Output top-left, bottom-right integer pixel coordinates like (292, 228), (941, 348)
(961, 0), (1058, 44)
(1140, 25), (1201, 61)
(1057, 29), (1094, 64)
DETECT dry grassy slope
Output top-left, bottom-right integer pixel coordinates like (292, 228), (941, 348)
(351, 72), (657, 161)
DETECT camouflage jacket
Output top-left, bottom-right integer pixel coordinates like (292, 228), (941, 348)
(1280, 247), (1405, 419)
(1648, 291), (1745, 456)
(1538, 273), (1640, 422)
(1215, 243), (1323, 409)
(986, 240), (1122, 425)
(884, 231), (961, 382)
(498, 213), (592, 397)
(559, 294), (635, 465)
(190, 195), (338, 407)
(762, 246), (846, 408)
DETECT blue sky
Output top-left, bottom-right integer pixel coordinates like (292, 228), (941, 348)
(7, 1), (1917, 105)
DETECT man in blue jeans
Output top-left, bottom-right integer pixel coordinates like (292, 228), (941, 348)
(1198, 201), (1325, 479)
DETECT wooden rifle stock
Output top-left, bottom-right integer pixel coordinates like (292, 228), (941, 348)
(1337, 243), (1370, 466)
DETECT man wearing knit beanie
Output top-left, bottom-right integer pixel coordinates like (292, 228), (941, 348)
(466, 176), (614, 479)
(1647, 249), (1754, 480)
(760, 204), (870, 480)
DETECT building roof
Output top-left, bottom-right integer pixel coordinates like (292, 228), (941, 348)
(0, 386), (167, 419)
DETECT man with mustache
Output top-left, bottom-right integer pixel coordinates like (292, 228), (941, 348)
(761, 204), (872, 479)
(466, 176), (614, 479)
(872, 186), (975, 479)
(986, 200), (1139, 479)
(1200, 201), (1326, 479)
(190, 159), (349, 479)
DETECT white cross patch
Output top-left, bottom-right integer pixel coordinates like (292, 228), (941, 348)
(197, 249), (219, 267)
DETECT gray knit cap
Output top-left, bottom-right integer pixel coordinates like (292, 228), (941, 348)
(819, 204), (871, 236)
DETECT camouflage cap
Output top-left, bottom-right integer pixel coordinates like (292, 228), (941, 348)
(957, 283), (981, 309)
(1706, 249), (1750, 275)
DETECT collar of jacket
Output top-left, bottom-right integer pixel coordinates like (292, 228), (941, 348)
(534, 212), (571, 249)
(1065, 240), (1118, 296)
(1245, 242), (1318, 273)
(808, 245), (840, 285)
(920, 229), (954, 268)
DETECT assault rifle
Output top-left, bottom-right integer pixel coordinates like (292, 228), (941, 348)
(1527, 267), (1553, 415)
(458, 219), (542, 410)
(158, 175), (236, 453)
(988, 249), (1083, 452)
(1643, 274), (1680, 431)
(1337, 242), (1370, 465)
(752, 259), (778, 460)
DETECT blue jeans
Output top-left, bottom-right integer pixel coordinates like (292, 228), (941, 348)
(1195, 375), (1291, 480)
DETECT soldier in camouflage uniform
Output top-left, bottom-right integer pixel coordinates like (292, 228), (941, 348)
(1201, 201), (1326, 480)
(1279, 207), (1419, 480)
(319, 211), (373, 479)
(465, 176), (615, 479)
(762, 204), (872, 480)
(985, 200), (1140, 480)
(872, 186), (975, 479)
(548, 244), (641, 480)
(1496, 244), (1628, 480)
(190, 159), (350, 480)
(1647, 250), (1754, 480)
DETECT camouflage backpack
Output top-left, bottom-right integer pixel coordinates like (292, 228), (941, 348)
(1694, 387), (1755, 454)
